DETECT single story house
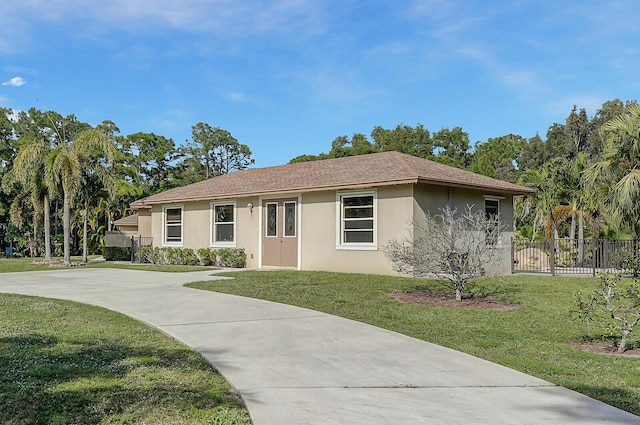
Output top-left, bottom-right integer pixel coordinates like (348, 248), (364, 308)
(113, 213), (139, 236)
(128, 151), (534, 275)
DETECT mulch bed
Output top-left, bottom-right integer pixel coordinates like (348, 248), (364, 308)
(390, 290), (523, 310)
(569, 342), (640, 357)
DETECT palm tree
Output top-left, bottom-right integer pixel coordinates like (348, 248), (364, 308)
(517, 161), (562, 240)
(46, 128), (118, 265)
(2, 141), (54, 261)
(585, 103), (640, 235)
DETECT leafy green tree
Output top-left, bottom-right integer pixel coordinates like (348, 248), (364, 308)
(326, 133), (376, 158)
(517, 133), (546, 171)
(0, 108), (17, 251)
(289, 153), (329, 164)
(371, 124), (433, 157)
(565, 105), (591, 156)
(586, 99), (629, 159)
(585, 103), (640, 235)
(179, 123), (254, 184)
(470, 134), (524, 183)
(118, 132), (180, 195)
(431, 127), (471, 168)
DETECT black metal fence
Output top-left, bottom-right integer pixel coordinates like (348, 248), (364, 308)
(131, 235), (153, 263)
(105, 231), (153, 263)
(512, 238), (638, 276)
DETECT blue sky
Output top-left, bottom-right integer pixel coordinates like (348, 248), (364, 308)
(1, 1), (639, 167)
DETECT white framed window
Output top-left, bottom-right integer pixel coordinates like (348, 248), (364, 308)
(337, 190), (377, 250)
(163, 205), (183, 246)
(484, 197), (501, 246)
(211, 201), (236, 247)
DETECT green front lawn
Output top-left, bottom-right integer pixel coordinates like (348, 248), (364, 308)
(187, 271), (640, 416)
(0, 257), (214, 273)
(0, 294), (251, 425)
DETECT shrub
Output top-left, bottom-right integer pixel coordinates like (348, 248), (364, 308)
(213, 248), (247, 268)
(139, 247), (246, 267)
(141, 246), (163, 264)
(164, 247), (181, 265)
(554, 239), (578, 268)
(621, 250), (640, 277)
(178, 248), (198, 266)
(103, 246), (131, 261)
(197, 248), (212, 266)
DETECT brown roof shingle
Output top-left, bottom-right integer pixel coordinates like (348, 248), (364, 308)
(131, 151), (534, 208)
(113, 213), (138, 226)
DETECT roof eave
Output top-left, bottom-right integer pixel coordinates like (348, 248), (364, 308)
(130, 179), (420, 208)
(416, 177), (535, 196)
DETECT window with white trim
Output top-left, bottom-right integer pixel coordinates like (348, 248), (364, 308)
(212, 202), (235, 246)
(164, 206), (183, 245)
(337, 191), (377, 249)
(484, 198), (500, 245)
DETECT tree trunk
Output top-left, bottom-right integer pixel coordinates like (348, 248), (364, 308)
(55, 198), (59, 238)
(577, 213), (585, 267)
(455, 287), (462, 301)
(44, 195), (52, 261)
(569, 210), (576, 241)
(31, 226), (37, 257)
(83, 206), (88, 264)
(618, 329), (630, 353)
(63, 192), (71, 266)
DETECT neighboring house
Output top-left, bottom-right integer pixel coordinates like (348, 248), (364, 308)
(113, 213), (139, 236)
(127, 151), (534, 275)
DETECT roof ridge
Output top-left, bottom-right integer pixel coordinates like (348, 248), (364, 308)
(387, 151), (420, 177)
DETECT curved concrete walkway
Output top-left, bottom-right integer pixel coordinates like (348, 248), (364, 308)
(0, 268), (638, 424)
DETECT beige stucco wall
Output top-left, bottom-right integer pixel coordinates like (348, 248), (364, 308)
(149, 197), (261, 268)
(413, 184), (516, 275)
(235, 197), (260, 269)
(137, 209), (152, 237)
(299, 185), (414, 275)
(144, 183), (517, 275)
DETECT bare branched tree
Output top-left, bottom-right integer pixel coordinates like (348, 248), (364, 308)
(384, 205), (505, 301)
(575, 272), (640, 353)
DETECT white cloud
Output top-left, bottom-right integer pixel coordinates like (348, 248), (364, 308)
(2, 76), (26, 86)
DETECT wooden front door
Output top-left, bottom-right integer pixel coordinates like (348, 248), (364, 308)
(262, 199), (298, 267)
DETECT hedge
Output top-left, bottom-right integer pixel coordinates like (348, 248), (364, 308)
(103, 246), (131, 261)
(140, 246), (246, 268)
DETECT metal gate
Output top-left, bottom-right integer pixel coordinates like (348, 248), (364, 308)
(512, 238), (638, 276)
(105, 231), (153, 263)
(131, 235), (153, 263)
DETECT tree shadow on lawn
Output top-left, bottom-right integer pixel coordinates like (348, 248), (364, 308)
(566, 384), (640, 417)
(402, 278), (524, 305)
(572, 333), (640, 356)
(0, 333), (243, 424)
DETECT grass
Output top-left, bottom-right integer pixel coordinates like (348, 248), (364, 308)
(186, 271), (640, 417)
(0, 257), (214, 273)
(0, 294), (251, 425)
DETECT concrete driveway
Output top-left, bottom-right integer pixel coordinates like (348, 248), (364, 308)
(0, 268), (638, 424)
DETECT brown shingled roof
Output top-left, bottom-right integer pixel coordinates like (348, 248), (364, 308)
(130, 151), (534, 208)
(113, 213), (138, 226)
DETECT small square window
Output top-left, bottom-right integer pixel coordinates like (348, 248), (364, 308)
(338, 191), (376, 249)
